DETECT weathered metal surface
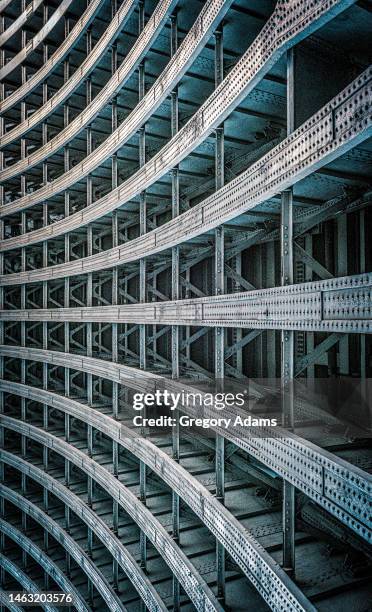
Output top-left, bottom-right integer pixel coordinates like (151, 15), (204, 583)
(0, 415), (225, 612)
(0, 379), (315, 612)
(0, 0), (104, 111)
(0, 520), (89, 612)
(0, 485), (129, 612)
(0, 454), (167, 612)
(0, 0), (44, 48)
(0, 0), (357, 220)
(0, 0), (74, 80)
(1, 372), (371, 545)
(1, 273), (371, 333)
(1, 67), (370, 259)
(0, 0), (175, 151)
(0, 555), (57, 612)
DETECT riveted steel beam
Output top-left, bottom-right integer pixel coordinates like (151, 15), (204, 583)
(0, 0), (357, 220)
(0, 367), (370, 543)
(0, 388), (315, 611)
(0, 520), (88, 612)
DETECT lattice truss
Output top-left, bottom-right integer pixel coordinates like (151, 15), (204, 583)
(0, 0), (371, 610)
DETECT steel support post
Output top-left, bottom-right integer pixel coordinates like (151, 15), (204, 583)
(138, 1), (147, 575)
(0, 27), (3, 574)
(281, 48), (295, 577)
(110, 10), (120, 579)
(337, 215), (349, 375)
(85, 28), (94, 523)
(170, 12), (181, 609)
(20, 3), (28, 570)
(0, 16), (4, 468)
(64, 16), (71, 467)
(214, 26), (225, 604)
(42, 4), (49, 479)
(85, 15), (94, 607)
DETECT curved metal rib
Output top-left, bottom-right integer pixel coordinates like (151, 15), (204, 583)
(0, 1), (14, 15)
(1, 272), (371, 334)
(0, 555), (58, 612)
(1, 66), (370, 277)
(0, 589), (23, 612)
(0, 0), (356, 221)
(0, 0), (232, 180)
(0, 0), (75, 80)
(0, 378), (315, 611)
(0, 485), (129, 612)
(0, 416), (224, 612)
(0, 0), (44, 48)
(0, 374), (371, 545)
(0, 0), (104, 113)
(0, 520), (89, 612)
(0, 0), (174, 148)
(0, 458), (167, 612)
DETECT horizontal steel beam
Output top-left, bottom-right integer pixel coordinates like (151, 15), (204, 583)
(1, 273), (371, 333)
(0, 0), (232, 180)
(0, 589), (23, 612)
(0, 378), (314, 612)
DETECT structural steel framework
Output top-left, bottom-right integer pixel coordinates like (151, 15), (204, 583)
(0, 0), (371, 610)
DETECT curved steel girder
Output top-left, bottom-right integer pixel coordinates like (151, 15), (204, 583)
(0, 0), (74, 79)
(0, 458), (167, 612)
(1, 62), (369, 262)
(0, 0), (44, 48)
(0, 375), (371, 544)
(0, 0), (172, 149)
(0, 588), (23, 612)
(0, 415), (224, 612)
(1, 74), (370, 284)
(0, 520), (89, 612)
(0, 379), (314, 611)
(1, 272), (371, 334)
(0, 0), (104, 113)
(0, 485), (129, 612)
(0, 0), (357, 218)
(0, 1), (14, 15)
(0, 0), (232, 181)
(0, 554), (58, 612)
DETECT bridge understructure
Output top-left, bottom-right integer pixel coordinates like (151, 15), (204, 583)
(0, 0), (371, 610)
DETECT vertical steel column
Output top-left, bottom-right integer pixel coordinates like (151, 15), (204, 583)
(169, 12), (181, 611)
(281, 48), (295, 577)
(20, 0), (27, 470)
(0, 17), (4, 556)
(85, 25), (94, 603)
(110, 1), (119, 587)
(63, 20), (71, 551)
(337, 216), (349, 375)
(137, 0), (147, 575)
(0, 16), (3, 591)
(42, 2), (49, 488)
(19, 1), (28, 570)
(214, 26), (225, 604)
(360, 210), (366, 378)
(266, 242), (276, 377)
